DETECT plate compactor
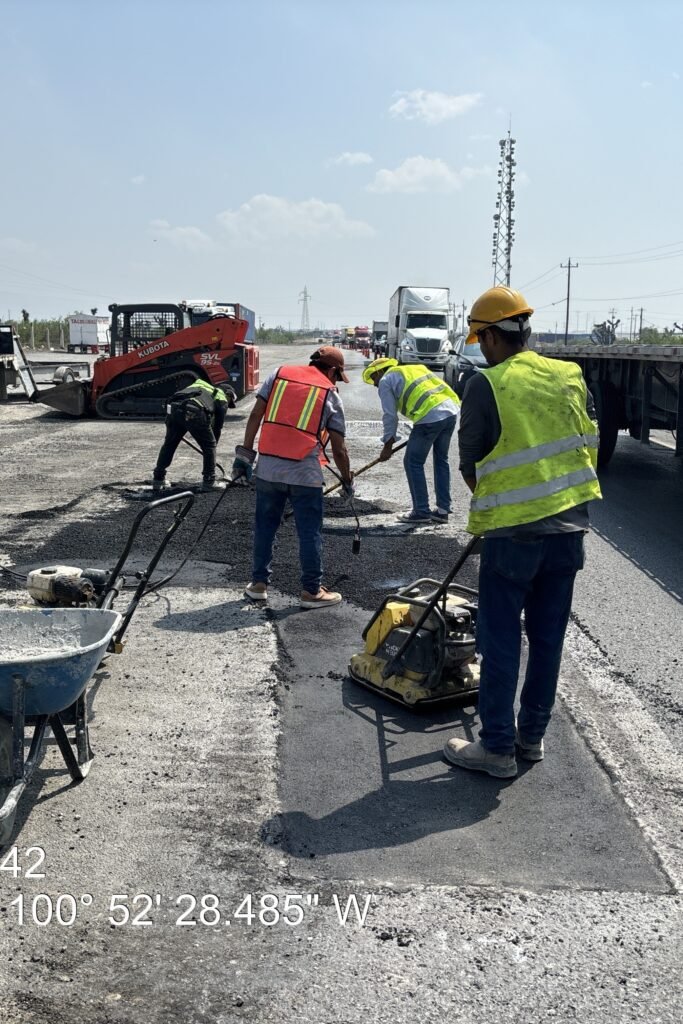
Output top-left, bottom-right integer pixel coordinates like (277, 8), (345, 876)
(349, 537), (481, 708)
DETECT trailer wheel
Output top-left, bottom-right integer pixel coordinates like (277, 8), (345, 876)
(0, 717), (17, 846)
(590, 382), (620, 467)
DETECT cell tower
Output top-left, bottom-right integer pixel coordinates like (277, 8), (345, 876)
(299, 285), (311, 333)
(491, 130), (517, 286)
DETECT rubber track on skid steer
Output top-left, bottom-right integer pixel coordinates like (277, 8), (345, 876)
(95, 369), (199, 420)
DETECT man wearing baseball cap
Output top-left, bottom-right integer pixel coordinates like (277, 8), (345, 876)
(232, 346), (354, 608)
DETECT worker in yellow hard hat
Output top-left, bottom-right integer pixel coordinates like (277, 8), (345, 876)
(363, 356), (461, 524)
(442, 285), (602, 780)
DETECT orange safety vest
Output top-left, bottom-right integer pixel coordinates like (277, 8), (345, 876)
(259, 365), (335, 462)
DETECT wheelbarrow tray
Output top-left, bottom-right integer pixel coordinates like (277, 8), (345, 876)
(0, 608), (122, 717)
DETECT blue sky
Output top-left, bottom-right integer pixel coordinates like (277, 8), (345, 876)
(1, 0), (682, 332)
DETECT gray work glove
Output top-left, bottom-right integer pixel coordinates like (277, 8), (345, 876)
(341, 476), (356, 499)
(232, 445), (256, 484)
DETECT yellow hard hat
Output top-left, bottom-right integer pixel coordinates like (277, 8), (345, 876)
(466, 286), (534, 345)
(362, 357), (398, 385)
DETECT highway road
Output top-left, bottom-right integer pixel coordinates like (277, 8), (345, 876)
(0, 344), (681, 1024)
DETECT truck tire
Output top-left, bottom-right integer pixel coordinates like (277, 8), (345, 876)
(590, 382), (620, 467)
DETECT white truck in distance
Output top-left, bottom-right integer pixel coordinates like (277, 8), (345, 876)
(67, 315), (110, 354)
(387, 286), (452, 368)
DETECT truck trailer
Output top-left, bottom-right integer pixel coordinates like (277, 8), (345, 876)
(536, 341), (683, 466)
(387, 286), (452, 368)
(67, 315), (110, 354)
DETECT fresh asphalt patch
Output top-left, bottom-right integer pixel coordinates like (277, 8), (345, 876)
(272, 601), (671, 894)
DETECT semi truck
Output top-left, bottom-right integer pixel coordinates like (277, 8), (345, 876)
(354, 325), (371, 349)
(387, 286), (453, 368)
(535, 341), (683, 466)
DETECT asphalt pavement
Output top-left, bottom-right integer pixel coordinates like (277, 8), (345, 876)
(0, 343), (681, 1024)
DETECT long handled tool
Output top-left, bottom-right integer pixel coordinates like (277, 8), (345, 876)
(322, 438), (408, 497)
(324, 466), (362, 554)
(180, 436), (227, 479)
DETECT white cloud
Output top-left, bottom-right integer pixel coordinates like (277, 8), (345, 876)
(673, 71), (680, 80)
(389, 89), (483, 125)
(130, 174), (145, 186)
(216, 194), (374, 243)
(640, 80), (653, 88)
(368, 156), (489, 194)
(327, 151), (373, 167)
(149, 219), (213, 251)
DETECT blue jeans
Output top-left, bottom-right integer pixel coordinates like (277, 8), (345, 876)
(476, 532), (586, 755)
(404, 415), (457, 515)
(252, 479), (323, 594)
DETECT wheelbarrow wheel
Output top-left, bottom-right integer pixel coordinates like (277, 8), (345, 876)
(0, 717), (17, 846)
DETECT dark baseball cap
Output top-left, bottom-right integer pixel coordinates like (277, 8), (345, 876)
(311, 346), (349, 383)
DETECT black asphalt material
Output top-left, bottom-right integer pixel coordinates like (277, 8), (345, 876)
(273, 603), (671, 892)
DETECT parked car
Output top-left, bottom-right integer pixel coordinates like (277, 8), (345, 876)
(443, 335), (489, 398)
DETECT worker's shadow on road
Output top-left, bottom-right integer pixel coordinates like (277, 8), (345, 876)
(266, 680), (513, 859)
(151, 600), (274, 633)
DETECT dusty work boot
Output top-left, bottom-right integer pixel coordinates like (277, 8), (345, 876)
(515, 730), (545, 762)
(443, 737), (517, 779)
(244, 582), (268, 602)
(152, 477), (170, 493)
(300, 587), (342, 610)
(200, 479), (225, 492)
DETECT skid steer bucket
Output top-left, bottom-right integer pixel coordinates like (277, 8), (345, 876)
(34, 380), (89, 416)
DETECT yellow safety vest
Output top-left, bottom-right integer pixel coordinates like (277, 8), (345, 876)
(467, 350), (602, 535)
(393, 365), (460, 423)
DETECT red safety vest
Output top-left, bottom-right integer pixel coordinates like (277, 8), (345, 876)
(259, 365), (335, 462)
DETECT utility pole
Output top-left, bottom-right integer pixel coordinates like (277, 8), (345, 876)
(299, 286), (311, 334)
(491, 130), (517, 286)
(560, 258), (578, 344)
(638, 307), (643, 341)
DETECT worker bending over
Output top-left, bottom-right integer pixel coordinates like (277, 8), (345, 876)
(152, 378), (229, 493)
(363, 358), (460, 523)
(444, 286), (602, 779)
(232, 346), (354, 609)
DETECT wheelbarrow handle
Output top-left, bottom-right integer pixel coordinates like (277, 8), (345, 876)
(99, 493), (195, 640)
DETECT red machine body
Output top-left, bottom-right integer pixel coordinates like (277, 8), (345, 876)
(34, 303), (260, 419)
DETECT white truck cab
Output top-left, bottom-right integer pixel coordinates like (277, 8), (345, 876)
(387, 286), (452, 368)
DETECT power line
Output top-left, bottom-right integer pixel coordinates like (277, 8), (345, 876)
(0, 261), (113, 300)
(575, 239), (683, 260)
(517, 265), (561, 290)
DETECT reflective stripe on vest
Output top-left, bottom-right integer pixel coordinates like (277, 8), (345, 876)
(259, 365), (335, 462)
(475, 432), (599, 481)
(470, 466), (598, 512)
(393, 366), (460, 423)
(466, 350), (602, 535)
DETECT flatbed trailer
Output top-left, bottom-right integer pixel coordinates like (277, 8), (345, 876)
(536, 343), (683, 466)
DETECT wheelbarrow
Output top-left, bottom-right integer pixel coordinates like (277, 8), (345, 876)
(0, 491), (194, 845)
